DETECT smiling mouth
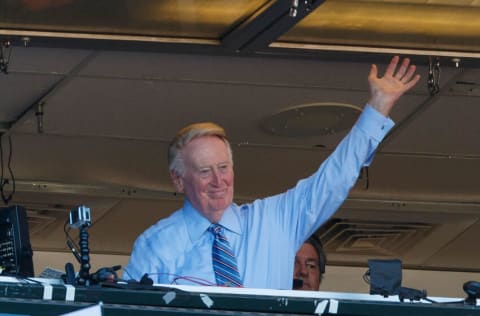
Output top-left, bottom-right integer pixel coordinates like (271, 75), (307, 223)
(209, 190), (227, 198)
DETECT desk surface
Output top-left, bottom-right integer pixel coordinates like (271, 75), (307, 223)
(0, 276), (479, 316)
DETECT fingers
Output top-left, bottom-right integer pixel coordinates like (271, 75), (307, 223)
(400, 65), (417, 83)
(403, 74), (421, 90)
(394, 57), (410, 80)
(388, 56), (419, 85)
(371, 56), (414, 82)
(368, 63), (378, 81)
(385, 55), (400, 77)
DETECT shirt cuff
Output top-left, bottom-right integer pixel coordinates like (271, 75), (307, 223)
(355, 104), (395, 142)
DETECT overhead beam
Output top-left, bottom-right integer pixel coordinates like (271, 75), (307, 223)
(14, 180), (182, 201)
(222, 0), (326, 53)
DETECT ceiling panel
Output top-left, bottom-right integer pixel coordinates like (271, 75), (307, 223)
(0, 73), (62, 122)
(80, 51), (372, 89)
(351, 155), (480, 202)
(10, 133), (171, 191)
(383, 95), (480, 155)
(7, 47), (92, 73)
(1, 0), (267, 39)
(280, 0), (480, 53)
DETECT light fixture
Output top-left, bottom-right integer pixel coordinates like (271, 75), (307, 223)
(260, 102), (362, 137)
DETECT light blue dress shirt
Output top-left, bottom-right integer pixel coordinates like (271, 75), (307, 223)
(124, 105), (394, 289)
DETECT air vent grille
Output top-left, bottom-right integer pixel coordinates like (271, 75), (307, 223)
(319, 218), (435, 257)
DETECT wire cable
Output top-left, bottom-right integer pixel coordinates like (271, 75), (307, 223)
(64, 219), (81, 263)
(0, 135), (15, 204)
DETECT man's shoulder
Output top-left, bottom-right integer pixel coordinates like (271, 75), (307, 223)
(136, 209), (186, 243)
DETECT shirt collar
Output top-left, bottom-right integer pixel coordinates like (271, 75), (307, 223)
(219, 203), (241, 236)
(183, 199), (242, 243)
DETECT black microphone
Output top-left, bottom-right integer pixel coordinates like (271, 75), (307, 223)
(398, 287), (427, 302)
(464, 280), (480, 305)
(65, 262), (76, 285)
(293, 278), (303, 289)
(140, 273), (154, 285)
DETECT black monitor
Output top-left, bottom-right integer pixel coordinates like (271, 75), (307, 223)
(0, 205), (34, 277)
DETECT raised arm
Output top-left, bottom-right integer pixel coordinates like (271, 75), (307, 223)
(368, 56), (421, 116)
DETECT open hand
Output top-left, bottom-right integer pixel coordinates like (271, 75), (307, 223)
(367, 56), (421, 116)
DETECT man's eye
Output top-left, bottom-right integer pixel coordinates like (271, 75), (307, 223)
(199, 169), (211, 177)
(218, 164), (229, 172)
(306, 263), (318, 270)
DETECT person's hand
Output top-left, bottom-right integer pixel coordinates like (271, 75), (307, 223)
(367, 56), (421, 116)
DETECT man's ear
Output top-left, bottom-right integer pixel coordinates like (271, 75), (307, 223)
(170, 171), (184, 193)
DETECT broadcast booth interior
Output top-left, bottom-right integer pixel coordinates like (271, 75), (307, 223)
(1, 0), (480, 315)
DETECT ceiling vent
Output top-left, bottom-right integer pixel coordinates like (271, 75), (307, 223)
(318, 218), (435, 257)
(260, 102), (362, 137)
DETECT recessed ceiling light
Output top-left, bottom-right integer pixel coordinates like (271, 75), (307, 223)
(260, 102), (362, 137)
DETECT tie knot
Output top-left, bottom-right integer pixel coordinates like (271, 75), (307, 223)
(209, 224), (223, 236)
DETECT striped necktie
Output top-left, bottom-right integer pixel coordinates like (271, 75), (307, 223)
(209, 224), (243, 287)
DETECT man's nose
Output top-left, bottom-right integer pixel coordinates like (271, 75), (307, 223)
(296, 264), (308, 277)
(210, 169), (222, 185)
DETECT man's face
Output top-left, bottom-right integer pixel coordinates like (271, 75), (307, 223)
(293, 243), (321, 290)
(172, 135), (234, 223)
